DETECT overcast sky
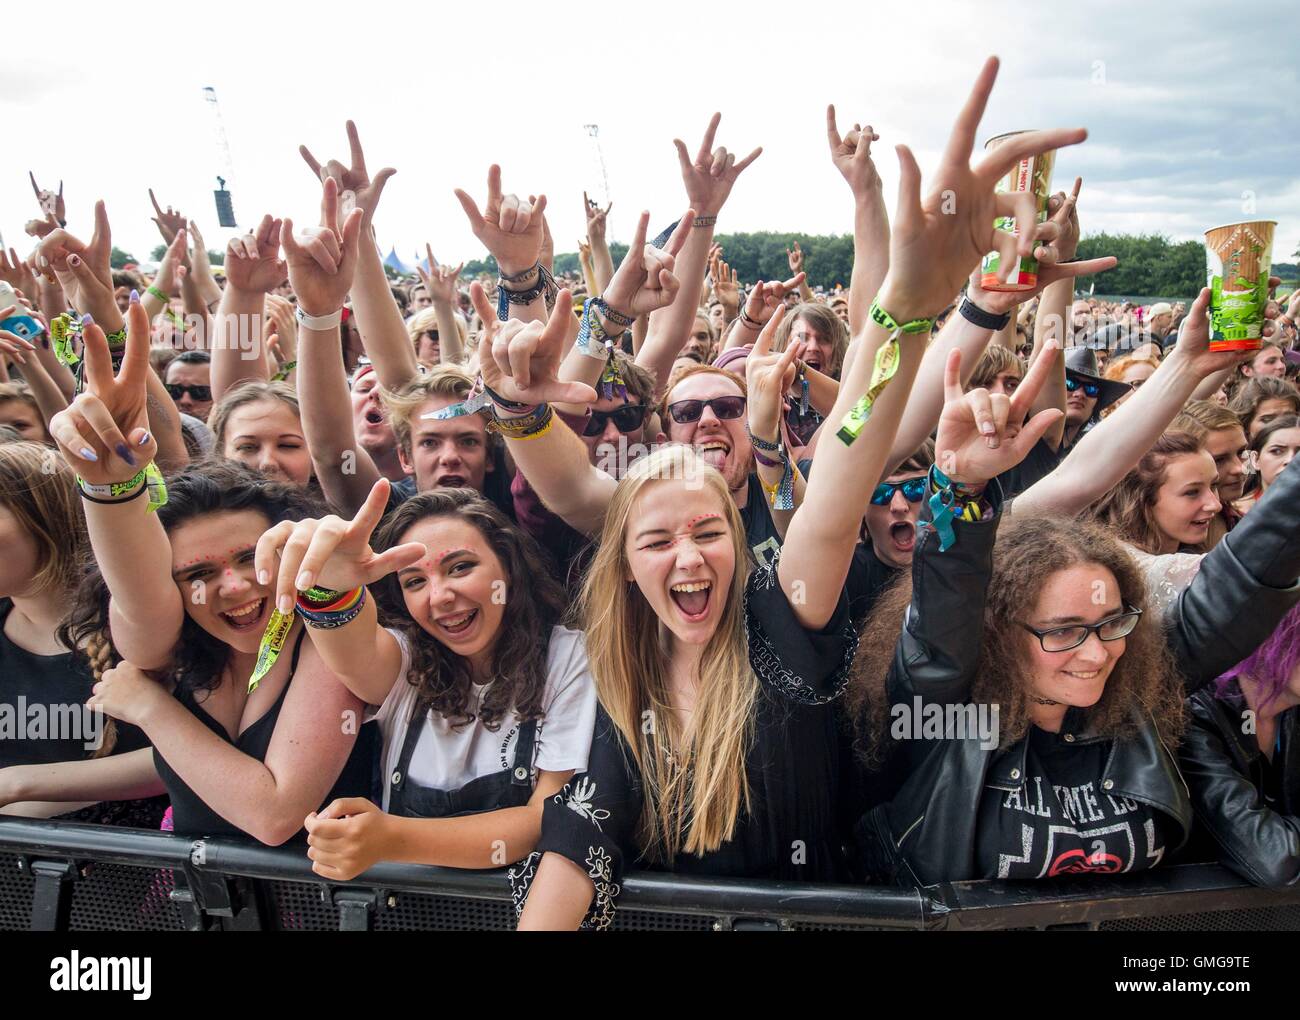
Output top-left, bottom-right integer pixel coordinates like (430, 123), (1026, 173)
(4, 0), (1297, 271)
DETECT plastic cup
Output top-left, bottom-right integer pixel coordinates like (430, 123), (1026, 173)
(1204, 220), (1276, 351)
(980, 132), (1057, 293)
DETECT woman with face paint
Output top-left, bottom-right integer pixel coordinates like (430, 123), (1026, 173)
(13, 225), (379, 845)
(252, 481), (595, 880)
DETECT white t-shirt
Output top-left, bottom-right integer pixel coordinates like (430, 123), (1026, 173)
(373, 625), (596, 811)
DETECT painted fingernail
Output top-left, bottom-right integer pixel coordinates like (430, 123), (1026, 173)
(38, 256), (48, 268)
(980, 421), (995, 434)
(79, 447), (98, 461)
(296, 571), (313, 590)
(257, 570), (269, 586)
(115, 443), (137, 466)
(129, 288), (140, 304)
(81, 313), (94, 326)
(277, 595), (293, 615)
(68, 254), (81, 267)
(137, 431), (151, 446)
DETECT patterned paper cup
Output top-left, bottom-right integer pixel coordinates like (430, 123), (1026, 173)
(1205, 220), (1276, 351)
(980, 132), (1057, 293)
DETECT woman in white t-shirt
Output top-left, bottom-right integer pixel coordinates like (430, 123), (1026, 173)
(254, 479), (596, 880)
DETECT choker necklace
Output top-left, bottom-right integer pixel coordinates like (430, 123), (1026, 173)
(1029, 695), (1060, 705)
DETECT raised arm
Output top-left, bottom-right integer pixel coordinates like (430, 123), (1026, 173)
(827, 107), (889, 344)
(416, 249), (466, 364)
(639, 114), (761, 383)
(780, 56), (1078, 629)
(300, 120), (415, 392)
(45, 298), (182, 669)
(472, 285), (613, 536)
(284, 178), (384, 515)
(1016, 286), (1247, 516)
(210, 214), (284, 401)
(584, 193), (615, 291)
(745, 308), (809, 539)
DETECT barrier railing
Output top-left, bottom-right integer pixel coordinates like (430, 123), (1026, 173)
(2, 817), (1299, 931)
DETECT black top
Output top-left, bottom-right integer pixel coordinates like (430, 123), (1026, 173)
(994, 437), (1061, 500)
(508, 552), (858, 929)
(0, 599), (150, 768)
(739, 473), (783, 569)
(153, 631), (380, 841)
(975, 714), (1167, 879)
(383, 446), (518, 522)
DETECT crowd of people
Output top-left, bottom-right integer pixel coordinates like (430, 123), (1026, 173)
(4, 56), (1300, 929)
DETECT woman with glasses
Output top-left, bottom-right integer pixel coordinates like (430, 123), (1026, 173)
(848, 361), (1300, 887)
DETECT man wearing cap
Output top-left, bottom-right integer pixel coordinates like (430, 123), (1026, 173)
(1147, 302), (1174, 343)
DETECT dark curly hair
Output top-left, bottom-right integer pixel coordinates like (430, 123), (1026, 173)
(372, 488), (566, 730)
(846, 513), (1186, 769)
(62, 461), (323, 699)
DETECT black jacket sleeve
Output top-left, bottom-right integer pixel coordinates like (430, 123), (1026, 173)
(1179, 696), (1300, 888)
(889, 482), (1004, 711)
(1168, 457), (1300, 691)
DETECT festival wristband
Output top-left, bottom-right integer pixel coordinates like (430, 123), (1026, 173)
(76, 462), (168, 514)
(835, 298), (932, 446)
(295, 307), (343, 331)
(146, 285), (169, 303)
(249, 588), (367, 693)
(746, 426), (794, 510)
(490, 402), (554, 440)
(270, 360), (297, 382)
(922, 464), (987, 552)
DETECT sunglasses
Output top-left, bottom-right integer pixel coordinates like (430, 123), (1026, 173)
(583, 404), (647, 437)
(1065, 376), (1101, 398)
(1019, 606), (1143, 653)
(166, 383), (212, 402)
(871, 476), (928, 506)
(667, 395), (746, 425)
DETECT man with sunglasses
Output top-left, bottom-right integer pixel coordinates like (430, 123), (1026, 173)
(163, 350), (213, 421)
(1062, 346), (1129, 450)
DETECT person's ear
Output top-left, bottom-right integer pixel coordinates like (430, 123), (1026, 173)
(397, 444), (413, 474)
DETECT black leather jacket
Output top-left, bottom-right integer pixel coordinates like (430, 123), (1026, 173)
(854, 458), (1300, 888)
(1179, 688), (1300, 887)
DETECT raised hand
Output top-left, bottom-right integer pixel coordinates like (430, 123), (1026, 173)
(281, 178), (364, 317)
(30, 201), (115, 320)
(599, 210), (693, 318)
(0, 304), (38, 365)
(26, 173), (64, 238)
(746, 304), (803, 438)
(1172, 286), (1255, 378)
(417, 246), (464, 305)
(1040, 176), (1083, 264)
(470, 284), (596, 407)
(877, 57), (1086, 324)
(0, 248), (38, 295)
(299, 120), (396, 228)
(454, 166), (547, 277)
(786, 241), (805, 275)
(673, 113), (762, 218)
(87, 662), (169, 728)
(584, 191), (612, 241)
(151, 230), (188, 299)
(254, 478), (426, 615)
(265, 293), (298, 364)
(740, 273), (807, 329)
(826, 107), (883, 198)
(224, 214), (288, 294)
(934, 341), (1063, 485)
(47, 295), (156, 483)
(712, 256), (740, 307)
(148, 189), (188, 246)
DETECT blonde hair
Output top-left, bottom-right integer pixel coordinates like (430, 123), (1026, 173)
(579, 444), (757, 861)
(379, 364), (494, 459)
(407, 307), (468, 364)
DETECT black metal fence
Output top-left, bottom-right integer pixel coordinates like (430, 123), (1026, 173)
(2, 817), (1299, 931)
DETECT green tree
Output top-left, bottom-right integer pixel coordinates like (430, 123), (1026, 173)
(110, 246), (137, 269)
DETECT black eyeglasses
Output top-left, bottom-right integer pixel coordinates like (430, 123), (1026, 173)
(871, 476), (928, 506)
(1019, 606), (1143, 653)
(166, 383), (212, 402)
(667, 395), (746, 425)
(583, 404), (647, 437)
(1065, 376), (1101, 398)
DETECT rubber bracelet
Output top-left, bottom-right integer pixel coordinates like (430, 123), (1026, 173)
(959, 296), (1011, 331)
(146, 285), (169, 303)
(295, 307), (343, 330)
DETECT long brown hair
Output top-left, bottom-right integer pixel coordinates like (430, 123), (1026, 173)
(1089, 430), (1208, 554)
(373, 488), (565, 729)
(847, 514), (1185, 767)
(579, 444), (756, 862)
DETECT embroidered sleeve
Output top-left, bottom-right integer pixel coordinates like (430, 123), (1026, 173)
(743, 551), (858, 705)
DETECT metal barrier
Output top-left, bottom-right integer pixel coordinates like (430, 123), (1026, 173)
(2, 817), (1300, 932)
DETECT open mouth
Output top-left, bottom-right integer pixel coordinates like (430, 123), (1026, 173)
(221, 597), (267, 632)
(1189, 517), (1211, 530)
(437, 475), (467, 488)
(804, 358), (822, 373)
(889, 521), (916, 552)
(364, 409), (384, 426)
(669, 580), (713, 622)
(696, 439), (729, 470)
(435, 608), (479, 637)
